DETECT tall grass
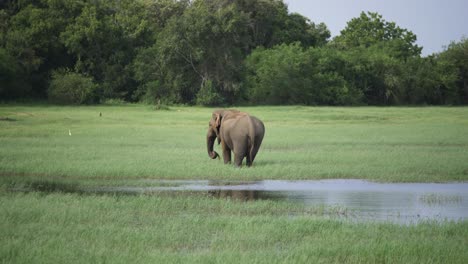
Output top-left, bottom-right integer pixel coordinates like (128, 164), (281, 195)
(1, 192), (467, 263)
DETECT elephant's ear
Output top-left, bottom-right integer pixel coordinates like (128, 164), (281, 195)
(213, 112), (222, 145)
(214, 113), (221, 128)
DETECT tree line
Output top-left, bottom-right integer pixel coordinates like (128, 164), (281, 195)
(1, 0), (467, 105)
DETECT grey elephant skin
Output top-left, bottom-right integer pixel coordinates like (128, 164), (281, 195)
(206, 110), (265, 167)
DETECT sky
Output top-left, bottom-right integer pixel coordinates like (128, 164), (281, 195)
(284, 0), (468, 56)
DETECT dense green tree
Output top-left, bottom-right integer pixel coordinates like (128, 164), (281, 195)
(234, 0), (289, 49)
(333, 12), (422, 59)
(245, 44), (306, 104)
(235, 0), (329, 49)
(0, 0), (155, 101)
(339, 45), (404, 105)
(245, 43), (361, 105)
(133, 0), (248, 104)
(0, 47), (25, 98)
(129, 0), (190, 103)
(2, 0), (80, 98)
(0, 1), (466, 105)
(276, 13), (330, 47)
(401, 56), (457, 104)
(133, 0), (329, 105)
(60, 0), (153, 100)
(437, 38), (468, 104)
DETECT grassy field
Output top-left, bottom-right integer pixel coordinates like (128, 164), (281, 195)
(1, 104), (468, 263)
(1, 104), (468, 184)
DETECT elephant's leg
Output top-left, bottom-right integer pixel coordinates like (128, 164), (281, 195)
(234, 153), (244, 167)
(250, 134), (264, 164)
(233, 142), (248, 167)
(223, 148), (232, 164)
(222, 142), (232, 164)
(249, 145), (259, 165)
(246, 151), (252, 167)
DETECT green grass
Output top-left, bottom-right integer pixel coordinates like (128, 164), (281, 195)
(1, 192), (467, 263)
(1, 105), (468, 184)
(1, 105), (468, 263)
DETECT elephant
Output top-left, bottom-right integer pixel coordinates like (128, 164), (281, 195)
(206, 109), (265, 167)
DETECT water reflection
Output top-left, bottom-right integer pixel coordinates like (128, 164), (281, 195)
(208, 190), (261, 201)
(187, 180), (468, 223)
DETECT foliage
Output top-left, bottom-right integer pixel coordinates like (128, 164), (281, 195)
(195, 79), (223, 106)
(132, 0), (327, 105)
(437, 37), (468, 104)
(59, 0), (153, 100)
(0, 1), (466, 105)
(402, 56), (458, 104)
(245, 43), (366, 105)
(0, 47), (28, 99)
(333, 12), (422, 59)
(2, 0), (83, 98)
(47, 70), (97, 104)
(337, 45), (405, 105)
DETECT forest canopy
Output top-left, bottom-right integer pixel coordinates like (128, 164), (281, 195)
(1, 0), (467, 105)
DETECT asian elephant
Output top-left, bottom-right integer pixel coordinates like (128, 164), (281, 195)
(206, 110), (265, 167)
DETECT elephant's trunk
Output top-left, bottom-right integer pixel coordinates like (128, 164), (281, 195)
(207, 128), (219, 159)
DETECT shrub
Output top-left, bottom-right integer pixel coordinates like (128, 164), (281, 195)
(48, 70), (97, 104)
(196, 80), (223, 106)
(132, 80), (180, 105)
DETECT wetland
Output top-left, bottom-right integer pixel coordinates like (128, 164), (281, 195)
(2, 105), (468, 263)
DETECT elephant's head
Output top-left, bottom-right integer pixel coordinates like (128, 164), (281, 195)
(207, 110), (241, 160)
(206, 110), (222, 159)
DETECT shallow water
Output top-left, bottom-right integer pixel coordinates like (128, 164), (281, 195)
(88, 179), (468, 224)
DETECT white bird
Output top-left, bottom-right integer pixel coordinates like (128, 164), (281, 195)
(69, 129), (72, 136)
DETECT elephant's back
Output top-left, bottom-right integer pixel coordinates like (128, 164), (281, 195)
(222, 113), (264, 138)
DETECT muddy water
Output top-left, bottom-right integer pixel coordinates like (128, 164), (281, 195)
(89, 179), (468, 224)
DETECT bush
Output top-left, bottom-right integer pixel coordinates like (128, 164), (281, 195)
(48, 70), (97, 104)
(132, 80), (180, 105)
(196, 80), (223, 106)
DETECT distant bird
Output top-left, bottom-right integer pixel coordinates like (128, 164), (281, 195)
(69, 129), (72, 136)
(99, 112), (102, 117)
